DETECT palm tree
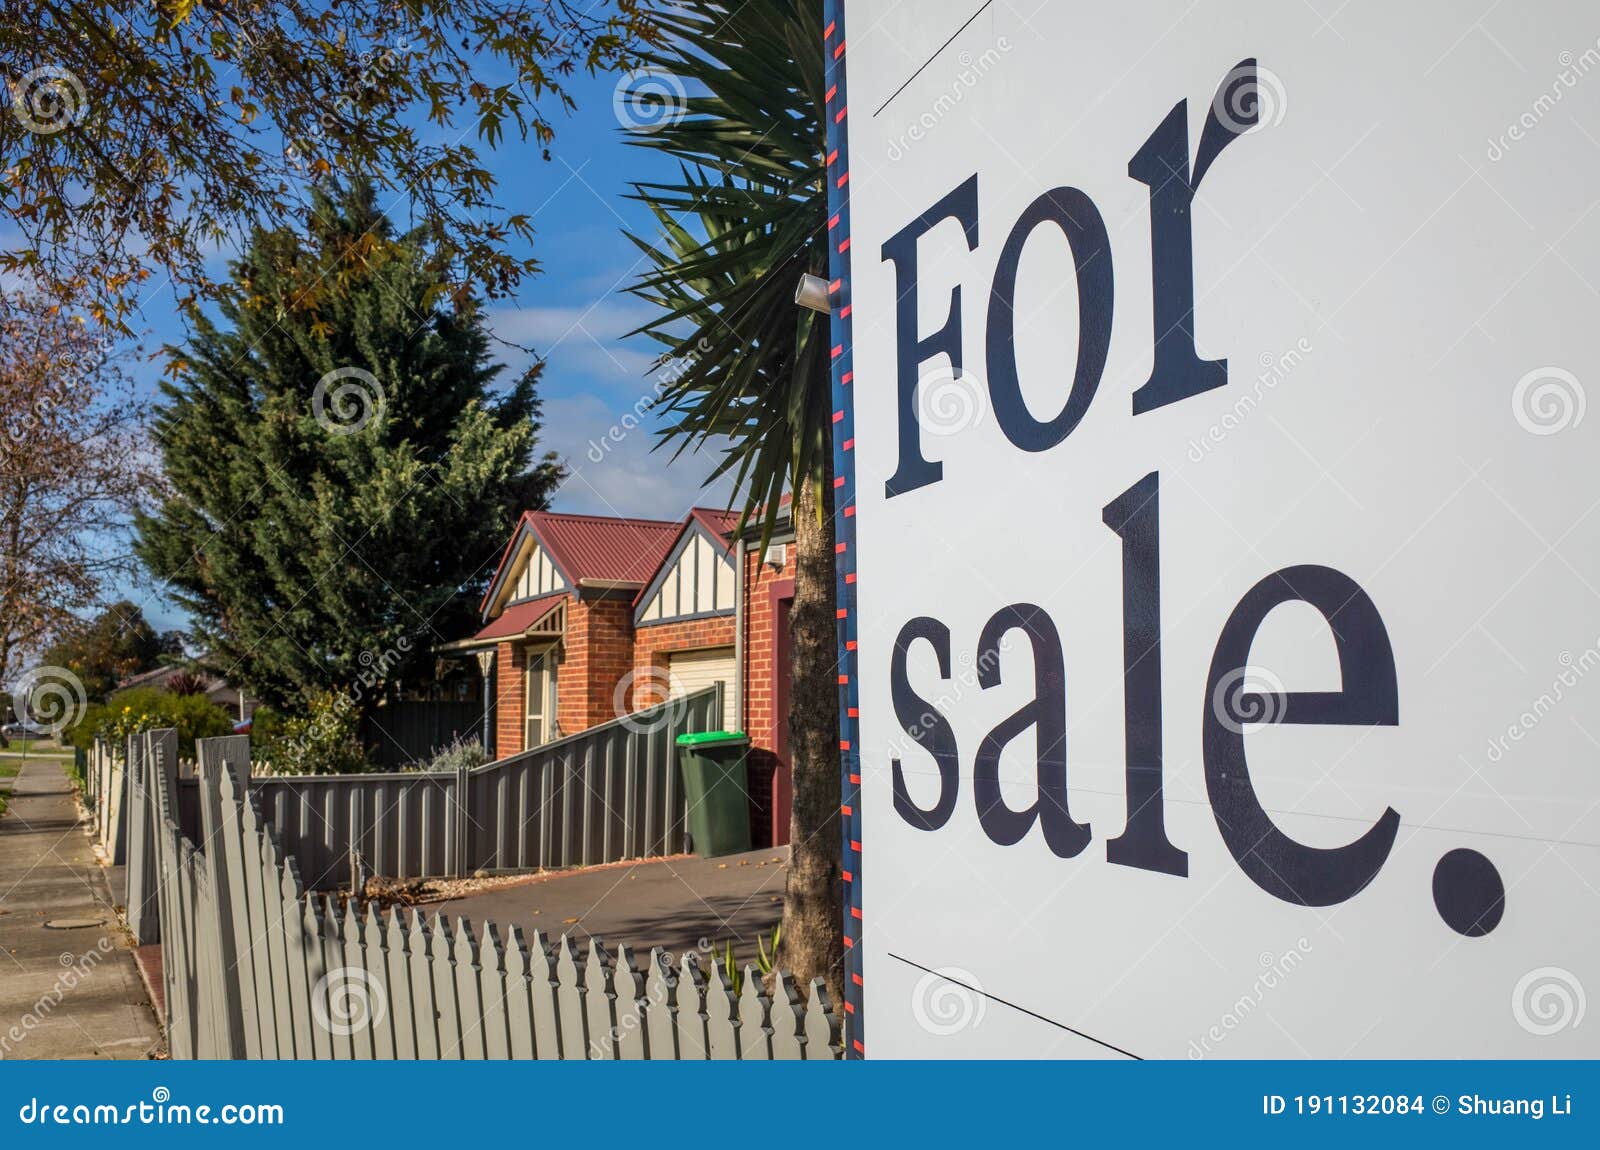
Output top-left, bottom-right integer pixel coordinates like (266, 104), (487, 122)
(623, 0), (841, 1005)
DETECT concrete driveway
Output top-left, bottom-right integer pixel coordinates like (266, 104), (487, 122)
(435, 847), (789, 969)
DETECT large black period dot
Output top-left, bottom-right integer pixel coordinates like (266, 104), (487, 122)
(1432, 848), (1505, 936)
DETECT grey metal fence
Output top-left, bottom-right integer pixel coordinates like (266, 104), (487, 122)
(253, 686), (722, 890)
(129, 727), (837, 1061)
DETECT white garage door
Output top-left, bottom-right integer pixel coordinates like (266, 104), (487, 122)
(668, 647), (735, 726)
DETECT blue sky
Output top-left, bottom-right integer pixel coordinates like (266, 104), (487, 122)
(121, 67), (735, 634)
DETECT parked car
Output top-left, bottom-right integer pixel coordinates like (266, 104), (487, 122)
(1, 719), (52, 739)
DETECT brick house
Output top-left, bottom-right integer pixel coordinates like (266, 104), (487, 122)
(441, 506), (798, 847)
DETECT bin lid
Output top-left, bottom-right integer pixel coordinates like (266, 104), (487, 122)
(675, 730), (751, 748)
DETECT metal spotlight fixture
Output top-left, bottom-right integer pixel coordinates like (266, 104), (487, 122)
(794, 273), (832, 314)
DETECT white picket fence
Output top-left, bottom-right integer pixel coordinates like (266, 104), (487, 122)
(113, 729), (839, 1060)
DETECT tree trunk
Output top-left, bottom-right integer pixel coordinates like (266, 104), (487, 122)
(780, 465), (844, 1011)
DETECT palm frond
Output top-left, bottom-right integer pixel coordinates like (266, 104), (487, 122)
(622, 0), (830, 546)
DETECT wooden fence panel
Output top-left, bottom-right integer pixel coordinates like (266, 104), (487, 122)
(613, 946), (647, 1060)
(427, 916), (462, 1059)
(123, 734), (155, 943)
(478, 922), (513, 1060)
(252, 807), (291, 1059)
(501, 925), (537, 1060)
(705, 964), (741, 1060)
(406, 913), (440, 1059)
(451, 921), (487, 1060)
(525, 930), (561, 1060)
(675, 955), (711, 1060)
(381, 909), (416, 1060)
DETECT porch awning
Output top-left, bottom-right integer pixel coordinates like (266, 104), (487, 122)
(433, 593), (566, 653)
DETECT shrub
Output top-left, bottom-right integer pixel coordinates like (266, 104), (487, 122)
(164, 670), (209, 696)
(248, 705), (283, 746)
(416, 736), (488, 774)
(257, 688), (370, 776)
(68, 687), (235, 759)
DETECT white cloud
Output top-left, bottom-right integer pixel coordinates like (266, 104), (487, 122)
(484, 297), (666, 390)
(539, 392), (736, 520)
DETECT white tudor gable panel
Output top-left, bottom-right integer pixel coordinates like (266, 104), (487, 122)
(512, 541), (566, 601)
(638, 529), (735, 623)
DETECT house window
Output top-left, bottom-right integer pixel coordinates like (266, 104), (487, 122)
(525, 648), (557, 748)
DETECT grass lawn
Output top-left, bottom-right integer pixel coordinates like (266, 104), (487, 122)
(0, 737), (73, 760)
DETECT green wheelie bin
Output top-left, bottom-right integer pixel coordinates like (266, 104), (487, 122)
(675, 731), (753, 857)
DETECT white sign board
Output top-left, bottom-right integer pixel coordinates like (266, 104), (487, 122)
(842, 0), (1599, 1057)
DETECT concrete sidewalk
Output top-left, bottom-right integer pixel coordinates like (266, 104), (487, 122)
(0, 759), (161, 1060)
(435, 847), (789, 967)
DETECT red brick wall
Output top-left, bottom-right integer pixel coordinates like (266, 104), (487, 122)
(493, 640), (526, 757)
(632, 614), (737, 708)
(557, 594), (636, 734)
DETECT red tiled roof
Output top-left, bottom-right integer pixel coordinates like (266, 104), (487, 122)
(528, 510), (681, 584)
(470, 593), (565, 642)
(689, 507), (740, 550)
(478, 510), (682, 616)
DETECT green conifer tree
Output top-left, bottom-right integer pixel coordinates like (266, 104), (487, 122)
(136, 182), (564, 709)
